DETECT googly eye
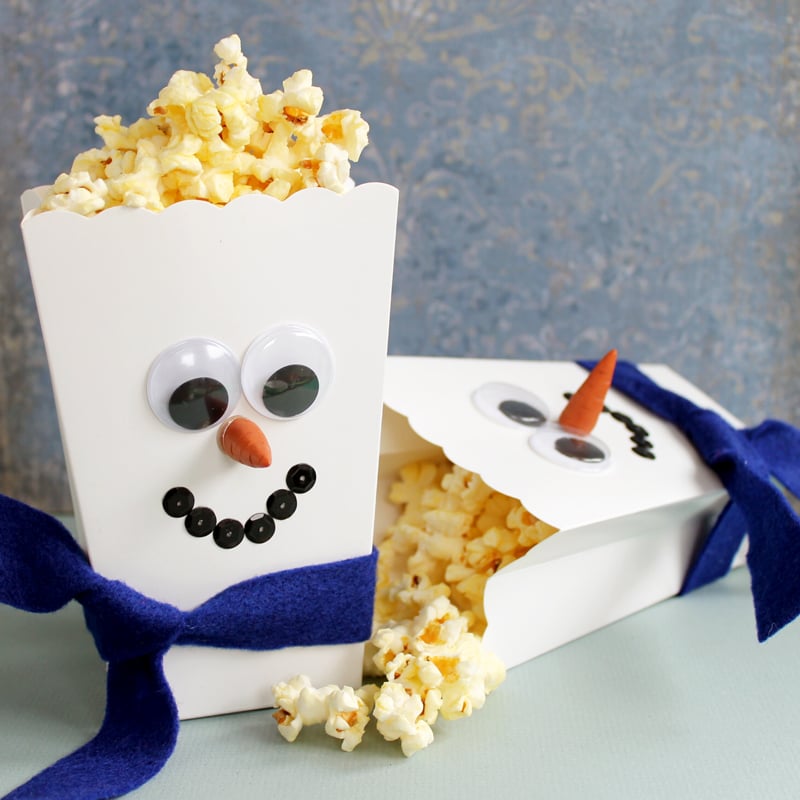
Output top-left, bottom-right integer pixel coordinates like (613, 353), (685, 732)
(147, 338), (241, 431)
(241, 323), (334, 420)
(471, 382), (549, 429)
(529, 425), (611, 473)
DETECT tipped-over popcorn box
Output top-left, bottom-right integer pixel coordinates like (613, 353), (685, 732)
(377, 355), (746, 669)
(20, 183), (398, 719)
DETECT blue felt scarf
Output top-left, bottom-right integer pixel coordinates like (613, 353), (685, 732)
(579, 358), (800, 643)
(0, 495), (377, 799)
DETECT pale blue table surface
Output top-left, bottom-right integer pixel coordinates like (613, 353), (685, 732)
(2, 546), (799, 799)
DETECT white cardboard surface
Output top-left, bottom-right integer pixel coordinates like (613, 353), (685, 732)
(21, 184), (398, 718)
(379, 355), (741, 669)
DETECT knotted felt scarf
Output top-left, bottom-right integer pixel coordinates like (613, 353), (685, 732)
(0, 494), (378, 800)
(578, 358), (800, 642)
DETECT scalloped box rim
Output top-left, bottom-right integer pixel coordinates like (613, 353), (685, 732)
(21, 181), (397, 223)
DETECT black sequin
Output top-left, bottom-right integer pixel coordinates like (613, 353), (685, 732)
(627, 423), (650, 438)
(213, 518), (245, 549)
(267, 489), (297, 520)
(286, 463), (316, 494)
(185, 506), (216, 537)
(162, 486), (194, 518)
(598, 402), (657, 460)
(633, 445), (657, 459)
(610, 411), (634, 426)
(245, 513), (276, 544)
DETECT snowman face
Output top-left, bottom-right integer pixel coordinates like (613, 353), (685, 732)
(470, 378), (657, 473)
(68, 299), (385, 611)
(23, 187), (399, 610)
(383, 357), (726, 532)
(146, 324), (334, 549)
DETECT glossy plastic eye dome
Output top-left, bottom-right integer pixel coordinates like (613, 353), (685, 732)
(241, 323), (334, 420)
(147, 338), (241, 431)
(529, 425), (611, 473)
(471, 382), (550, 429)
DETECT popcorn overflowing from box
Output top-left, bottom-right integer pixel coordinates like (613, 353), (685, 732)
(377, 354), (751, 669)
(269, 350), (755, 754)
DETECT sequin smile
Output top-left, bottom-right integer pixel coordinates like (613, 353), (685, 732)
(162, 463), (316, 549)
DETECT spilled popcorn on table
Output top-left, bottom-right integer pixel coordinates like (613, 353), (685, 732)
(38, 34), (369, 215)
(272, 459), (558, 756)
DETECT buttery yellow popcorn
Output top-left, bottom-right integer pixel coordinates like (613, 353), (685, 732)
(272, 675), (327, 743)
(387, 460), (449, 526)
(325, 684), (378, 752)
(272, 675), (377, 752)
(38, 34), (370, 215)
(271, 459), (556, 757)
(377, 460), (558, 634)
(373, 597), (505, 721)
(273, 596), (506, 757)
(43, 172), (108, 216)
(373, 682), (435, 757)
(281, 69), (324, 119)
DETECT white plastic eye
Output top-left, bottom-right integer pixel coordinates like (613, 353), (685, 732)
(241, 323), (334, 420)
(147, 338), (241, 432)
(471, 382), (550, 429)
(529, 424), (611, 473)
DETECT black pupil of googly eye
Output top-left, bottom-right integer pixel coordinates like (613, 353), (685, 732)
(286, 463), (316, 494)
(169, 377), (229, 430)
(267, 489), (297, 520)
(262, 364), (319, 418)
(555, 437), (606, 463)
(498, 399), (546, 427)
(245, 513), (276, 544)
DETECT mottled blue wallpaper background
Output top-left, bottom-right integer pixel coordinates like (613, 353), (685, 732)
(1, 1), (799, 511)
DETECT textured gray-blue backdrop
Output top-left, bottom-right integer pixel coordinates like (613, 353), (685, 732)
(1, 1), (799, 511)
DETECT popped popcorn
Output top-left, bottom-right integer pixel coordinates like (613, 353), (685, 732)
(373, 681), (435, 757)
(272, 675), (328, 743)
(325, 684), (378, 752)
(272, 675), (377, 752)
(271, 459), (558, 757)
(376, 461), (558, 634)
(38, 35), (370, 215)
(371, 596), (506, 751)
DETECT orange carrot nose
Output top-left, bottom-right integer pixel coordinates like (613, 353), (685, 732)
(217, 416), (272, 468)
(558, 349), (618, 436)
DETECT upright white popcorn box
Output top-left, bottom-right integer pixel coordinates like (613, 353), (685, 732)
(20, 184), (398, 718)
(377, 356), (744, 669)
